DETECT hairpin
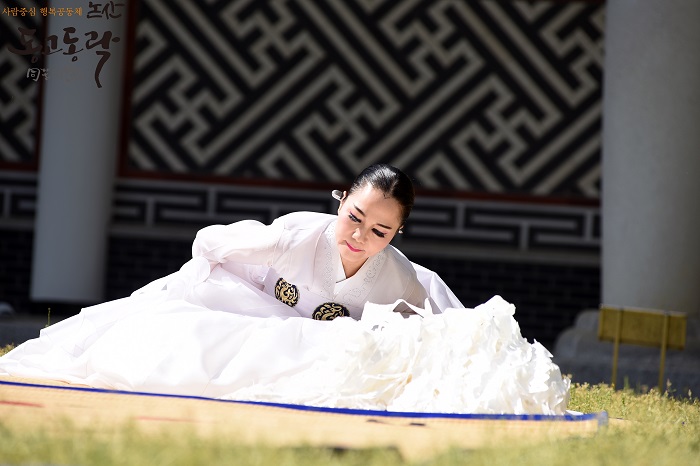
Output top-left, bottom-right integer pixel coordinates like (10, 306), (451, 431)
(331, 190), (343, 201)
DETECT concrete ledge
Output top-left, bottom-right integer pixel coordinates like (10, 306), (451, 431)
(554, 310), (700, 395)
(0, 317), (52, 347)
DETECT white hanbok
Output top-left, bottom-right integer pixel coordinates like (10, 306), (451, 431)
(0, 212), (570, 414)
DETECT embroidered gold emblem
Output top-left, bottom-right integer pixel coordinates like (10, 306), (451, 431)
(274, 277), (299, 307)
(313, 302), (350, 321)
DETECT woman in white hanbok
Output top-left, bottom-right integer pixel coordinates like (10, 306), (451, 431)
(0, 165), (570, 414)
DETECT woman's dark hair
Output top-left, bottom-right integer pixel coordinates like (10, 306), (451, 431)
(348, 164), (415, 224)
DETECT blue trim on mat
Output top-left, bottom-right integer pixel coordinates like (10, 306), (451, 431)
(0, 379), (607, 425)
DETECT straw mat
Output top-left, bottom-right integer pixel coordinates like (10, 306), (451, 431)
(0, 376), (607, 459)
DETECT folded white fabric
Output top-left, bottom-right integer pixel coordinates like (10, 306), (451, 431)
(223, 296), (570, 415)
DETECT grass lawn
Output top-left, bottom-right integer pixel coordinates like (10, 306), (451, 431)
(1, 344), (698, 465)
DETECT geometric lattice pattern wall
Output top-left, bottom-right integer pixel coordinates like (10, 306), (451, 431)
(0, 0), (42, 166)
(0, 171), (600, 258)
(125, 0), (604, 199)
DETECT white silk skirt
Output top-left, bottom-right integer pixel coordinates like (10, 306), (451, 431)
(0, 279), (569, 415)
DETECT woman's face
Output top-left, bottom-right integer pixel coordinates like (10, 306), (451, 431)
(335, 184), (403, 277)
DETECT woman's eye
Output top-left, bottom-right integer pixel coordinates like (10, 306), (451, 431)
(349, 213), (360, 223)
(373, 229), (386, 238)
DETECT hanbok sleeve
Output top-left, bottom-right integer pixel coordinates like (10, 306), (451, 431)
(402, 277), (430, 310)
(412, 262), (464, 311)
(191, 218), (285, 267)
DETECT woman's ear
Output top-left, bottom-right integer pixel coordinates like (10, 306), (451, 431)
(337, 191), (348, 213)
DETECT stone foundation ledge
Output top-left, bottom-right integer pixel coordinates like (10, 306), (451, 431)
(554, 310), (700, 395)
